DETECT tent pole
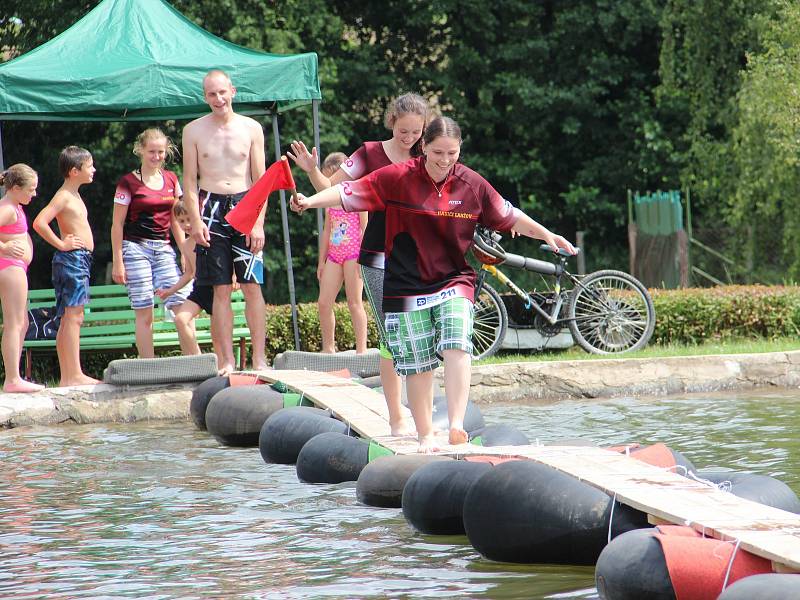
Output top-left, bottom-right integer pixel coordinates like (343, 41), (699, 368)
(272, 113), (301, 351)
(312, 99), (323, 237)
(0, 121), (5, 172)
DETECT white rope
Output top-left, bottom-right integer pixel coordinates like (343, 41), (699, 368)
(721, 538), (742, 592)
(607, 492), (618, 544)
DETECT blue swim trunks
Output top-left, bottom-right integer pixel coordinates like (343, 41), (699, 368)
(53, 249), (93, 317)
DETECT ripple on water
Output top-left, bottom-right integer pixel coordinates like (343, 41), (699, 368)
(1, 391), (799, 598)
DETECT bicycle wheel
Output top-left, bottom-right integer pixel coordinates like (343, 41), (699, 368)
(472, 283), (508, 360)
(567, 270), (655, 354)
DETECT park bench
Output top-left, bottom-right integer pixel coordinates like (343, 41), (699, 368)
(23, 284), (252, 379)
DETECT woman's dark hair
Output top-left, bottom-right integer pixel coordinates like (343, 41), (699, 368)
(423, 116), (462, 146)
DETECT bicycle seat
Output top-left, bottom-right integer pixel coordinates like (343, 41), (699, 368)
(539, 243), (581, 257)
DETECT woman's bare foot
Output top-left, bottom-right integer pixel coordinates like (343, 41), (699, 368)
(59, 375), (101, 387)
(448, 427), (469, 446)
(390, 418), (415, 437)
(417, 434), (441, 454)
(3, 379), (45, 393)
(218, 363), (234, 376)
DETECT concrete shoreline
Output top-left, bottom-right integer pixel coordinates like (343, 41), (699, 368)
(2, 350), (799, 429)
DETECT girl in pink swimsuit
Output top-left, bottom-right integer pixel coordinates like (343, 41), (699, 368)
(313, 153), (368, 353)
(0, 164), (45, 393)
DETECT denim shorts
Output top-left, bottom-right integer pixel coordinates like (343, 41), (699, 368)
(384, 296), (474, 375)
(122, 239), (187, 310)
(53, 249), (93, 317)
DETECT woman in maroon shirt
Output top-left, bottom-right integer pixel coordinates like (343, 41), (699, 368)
(292, 117), (575, 452)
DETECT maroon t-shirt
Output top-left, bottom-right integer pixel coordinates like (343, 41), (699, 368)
(340, 141), (393, 268)
(339, 157), (521, 312)
(114, 170), (182, 241)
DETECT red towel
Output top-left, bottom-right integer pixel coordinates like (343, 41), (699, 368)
(225, 158), (296, 233)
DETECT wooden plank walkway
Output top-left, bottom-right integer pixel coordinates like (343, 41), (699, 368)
(255, 369), (800, 572)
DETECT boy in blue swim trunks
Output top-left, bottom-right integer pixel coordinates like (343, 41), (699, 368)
(33, 146), (100, 387)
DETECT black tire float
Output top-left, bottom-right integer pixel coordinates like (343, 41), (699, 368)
(259, 406), (346, 465)
(696, 470), (800, 514)
(205, 385), (285, 447)
(469, 423), (529, 446)
(718, 573), (800, 599)
(595, 525), (773, 600)
(190, 375), (229, 430)
(402, 459), (492, 535)
(296, 431), (370, 484)
(431, 395), (485, 434)
(356, 454), (453, 508)
(462, 460), (649, 565)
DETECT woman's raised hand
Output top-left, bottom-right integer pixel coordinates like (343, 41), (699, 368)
(287, 140), (318, 173)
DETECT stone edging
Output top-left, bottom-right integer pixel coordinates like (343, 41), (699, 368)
(463, 350), (800, 404)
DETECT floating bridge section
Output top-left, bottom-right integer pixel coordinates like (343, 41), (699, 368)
(255, 369), (800, 572)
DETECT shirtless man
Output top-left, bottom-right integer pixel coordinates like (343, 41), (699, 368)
(182, 70), (267, 375)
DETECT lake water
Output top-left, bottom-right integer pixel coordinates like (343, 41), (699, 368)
(1, 389), (798, 599)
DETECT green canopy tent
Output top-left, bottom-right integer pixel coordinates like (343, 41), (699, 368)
(0, 0), (324, 350)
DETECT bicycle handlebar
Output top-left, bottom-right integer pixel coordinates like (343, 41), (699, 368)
(472, 227), (566, 276)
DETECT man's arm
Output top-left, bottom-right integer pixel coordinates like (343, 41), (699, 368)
(182, 124), (209, 246)
(246, 120), (268, 252)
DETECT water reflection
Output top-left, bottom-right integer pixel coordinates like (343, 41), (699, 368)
(0, 389), (798, 599)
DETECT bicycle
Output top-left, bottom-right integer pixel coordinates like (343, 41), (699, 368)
(470, 226), (656, 360)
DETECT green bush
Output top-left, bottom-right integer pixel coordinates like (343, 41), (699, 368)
(651, 285), (800, 344)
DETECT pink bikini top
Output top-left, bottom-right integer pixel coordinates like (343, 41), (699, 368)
(0, 205), (27, 235)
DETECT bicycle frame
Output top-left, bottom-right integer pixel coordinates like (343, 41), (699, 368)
(476, 262), (570, 326)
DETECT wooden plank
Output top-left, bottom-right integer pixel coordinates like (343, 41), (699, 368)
(252, 368), (800, 572)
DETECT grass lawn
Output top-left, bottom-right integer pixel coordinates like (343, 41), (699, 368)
(475, 336), (800, 365)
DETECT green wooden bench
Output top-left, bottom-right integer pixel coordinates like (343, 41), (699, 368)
(24, 284), (252, 379)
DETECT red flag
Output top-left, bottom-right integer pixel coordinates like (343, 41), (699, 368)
(225, 156), (296, 233)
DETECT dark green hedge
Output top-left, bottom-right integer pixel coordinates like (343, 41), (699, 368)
(7, 286), (800, 384)
(650, 285), (800, 344)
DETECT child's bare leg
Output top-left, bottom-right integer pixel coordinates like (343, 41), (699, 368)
(134, 307), (155, 358)
(212, 284), (235, 375)
(241, 282), (267, 370)
(342, 260), (368, 354)
(0, 268), (43, 392)
(57, 306), (99, 386)
(443, 348), (470, 445)
(318, 261), (344, 353)
(173, 302), (201, 355)
(406, 370), (438, 453)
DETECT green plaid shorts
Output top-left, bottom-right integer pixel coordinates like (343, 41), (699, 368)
(384, 296), (474, 375)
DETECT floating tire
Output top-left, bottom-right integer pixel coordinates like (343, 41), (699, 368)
(718, 574), (800, 599)
(205, 385), (285, 447)
(697, 470), (800, 513)
(595, 526), (772, 600)
(402, 460), (492, 535)
(470, 424), (529, 446)
(296, 431), (370, 483)
(190, 375), (229, 430)
(259, 406), (345, 465)
(462, 460), (648, 565)
(431, 395), (485, 434)
(356, 454), (453, 508)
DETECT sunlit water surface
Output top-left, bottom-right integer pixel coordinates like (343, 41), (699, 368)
(1, 389), (798, 599)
